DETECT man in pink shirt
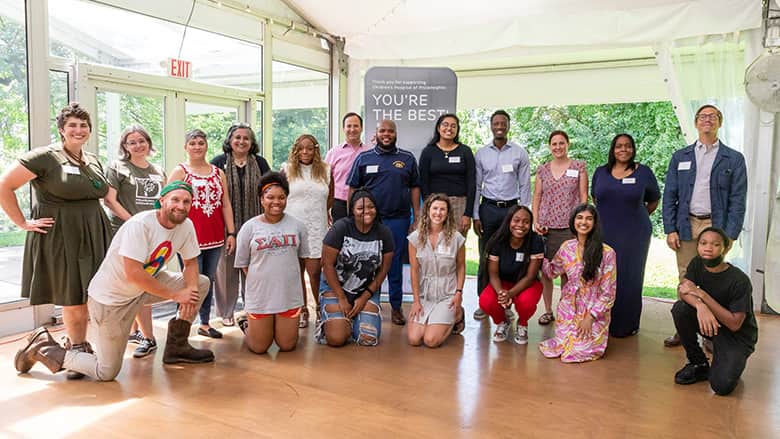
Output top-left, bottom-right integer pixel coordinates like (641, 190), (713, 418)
(325, 112), (371, 221)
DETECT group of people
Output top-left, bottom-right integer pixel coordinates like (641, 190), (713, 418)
(0, 102), (757, 396)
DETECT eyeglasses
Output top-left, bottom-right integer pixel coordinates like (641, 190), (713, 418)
(696, 113), (720, 121)
(440, 122), (458, 129)
(126, 139), (149, 147)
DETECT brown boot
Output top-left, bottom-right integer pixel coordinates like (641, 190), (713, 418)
(14, 327), (65, 374)
(163, 318), (215, 364)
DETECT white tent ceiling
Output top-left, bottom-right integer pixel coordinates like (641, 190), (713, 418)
(286, 0), (762, 63)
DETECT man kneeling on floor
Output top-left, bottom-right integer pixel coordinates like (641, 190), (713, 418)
(16, 181), (214, 381)
(672, 227), (758, 396)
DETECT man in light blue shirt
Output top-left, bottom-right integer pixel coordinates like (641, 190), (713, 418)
(472, 110), (532, 320)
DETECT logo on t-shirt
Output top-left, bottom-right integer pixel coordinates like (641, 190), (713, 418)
(143, 241), (173, 276)
(393, 160), (405, 169)
(255, 234), (298, 251)
(135, 177), (163, 206)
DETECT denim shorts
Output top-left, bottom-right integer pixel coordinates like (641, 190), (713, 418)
(315, 291), (382, 346)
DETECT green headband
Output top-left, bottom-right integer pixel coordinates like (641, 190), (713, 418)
(154, 180), (193, 208)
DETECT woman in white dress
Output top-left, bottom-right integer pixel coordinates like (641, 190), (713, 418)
(282, 134), (333, 328)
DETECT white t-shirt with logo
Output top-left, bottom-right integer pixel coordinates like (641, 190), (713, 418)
(234, 214), (309, 314)
(88, 210), (201, 306)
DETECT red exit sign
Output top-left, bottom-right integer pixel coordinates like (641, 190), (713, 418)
(167, 58), (192, 79)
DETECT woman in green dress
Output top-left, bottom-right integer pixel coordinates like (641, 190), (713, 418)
(0, 102), (112, 379)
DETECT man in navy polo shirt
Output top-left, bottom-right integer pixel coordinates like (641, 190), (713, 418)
(347, 119), (421, 326)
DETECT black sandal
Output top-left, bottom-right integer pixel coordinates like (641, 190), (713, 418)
(538, 312), (555, 325)
(452, 306), (466, 335)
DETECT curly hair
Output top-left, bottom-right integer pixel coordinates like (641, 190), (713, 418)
(286, 134), (329, 184)
(221, 122), (260, 155)
(258, 171), (289, 197)
(56, 102), (92, 141)
(416, 193), (457, 248)
(482, 205), (537, 282)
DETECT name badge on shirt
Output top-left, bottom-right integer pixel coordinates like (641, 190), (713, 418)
(515, 252), (525, 262)
(501, 164), (513, 173)
(63, 165), (80, 175)
(149, 174), (163, 182)
(678, 161), (692, 171)
(565, 169), (579, 178)
(448, 156), (461, 164)
(366, 165), (379, 174)
(622, 177), (636, 184)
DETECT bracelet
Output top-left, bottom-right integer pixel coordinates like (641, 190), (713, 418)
(455, 289), (463, 294)
(364, 286), (375, 295)
(226, 232), (236, 237)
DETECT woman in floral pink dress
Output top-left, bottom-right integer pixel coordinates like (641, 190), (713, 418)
(540, 204), (616, 363)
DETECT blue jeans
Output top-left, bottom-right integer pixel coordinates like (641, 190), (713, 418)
(197, 247), (222, 325)
(383, 216), (410, 311)
(317, 291), (382, 346)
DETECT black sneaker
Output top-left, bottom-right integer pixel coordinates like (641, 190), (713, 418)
(674, 362), (710, 385)
(128, 330), (144, 345)
(133, 338), (157, 358)
(237, 315), (249, 334)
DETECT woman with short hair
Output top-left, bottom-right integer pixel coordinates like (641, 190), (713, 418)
(234, 172), (309, 354)
(317, 189), (394, 347)
(168, 129), (236, 339)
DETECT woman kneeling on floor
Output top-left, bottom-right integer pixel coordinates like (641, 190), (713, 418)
(540, 204), (616, 363)
(235, 172), (309, 354)
(317, 189), (394, 346)
(479, 205), (545, 344)
(407, 194), (466, 348)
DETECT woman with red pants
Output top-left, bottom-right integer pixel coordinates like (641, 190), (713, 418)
(479, 205), (544, 344)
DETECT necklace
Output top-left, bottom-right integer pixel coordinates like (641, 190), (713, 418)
(437, 142), (457, 158)
(63, 146), (85, 166)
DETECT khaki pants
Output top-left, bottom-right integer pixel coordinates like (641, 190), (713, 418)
(675, 216), (712, 281)
(62, 272), (209, 381)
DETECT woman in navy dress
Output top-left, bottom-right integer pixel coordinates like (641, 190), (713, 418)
(591, 134), (660, 337)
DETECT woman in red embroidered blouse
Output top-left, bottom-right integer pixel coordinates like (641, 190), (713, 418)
(168, 129), (236, 339)
(531, 130), (588, 326)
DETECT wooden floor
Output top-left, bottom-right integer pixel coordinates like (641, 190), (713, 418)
(1, 281), (779, 438)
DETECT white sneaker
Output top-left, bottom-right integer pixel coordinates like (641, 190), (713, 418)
(493, 321), (509, 342)
(513, 325), (528, 344)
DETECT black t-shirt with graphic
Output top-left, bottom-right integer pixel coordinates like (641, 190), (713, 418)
(323, 217), (395, 299)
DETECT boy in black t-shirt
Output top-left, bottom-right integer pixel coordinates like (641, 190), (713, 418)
(671, 227), (758, 396)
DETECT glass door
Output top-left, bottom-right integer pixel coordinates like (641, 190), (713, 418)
(184, 97), (243, 161)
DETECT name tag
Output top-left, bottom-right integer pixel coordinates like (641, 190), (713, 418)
(63, 165), (80, 175)
(366, 165), (379, 174)
(622, 178), (636, 184)
(678, 161), (692, 171)
(149, 174), (163, 182)
(501, 164), (513, 173)
(515, 252), (525, 262)
(448, 156), (461, 164)
(565, 169), (579, 178)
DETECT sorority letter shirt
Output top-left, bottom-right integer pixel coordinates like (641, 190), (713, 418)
(88, 210), (201, 306)
(234, 214), (309, 314)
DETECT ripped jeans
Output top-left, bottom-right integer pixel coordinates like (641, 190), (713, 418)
(315, 291), (382, 346)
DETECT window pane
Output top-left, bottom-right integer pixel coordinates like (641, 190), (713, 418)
(49, 70), (69, 143)
(271, 61), (329, 170)
(0, 0), (29, 303)
(49, 0), (261, 90)
(185, 101), (238, 161)
(96, 91), (165, 169)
